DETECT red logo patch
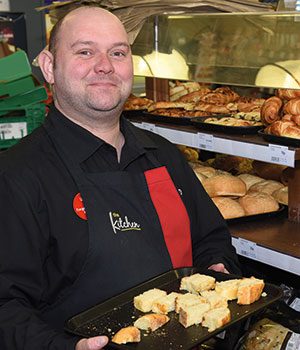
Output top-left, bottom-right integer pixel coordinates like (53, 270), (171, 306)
(73, 193), (87, 220)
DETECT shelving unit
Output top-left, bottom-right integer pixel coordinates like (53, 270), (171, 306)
(129, 118), (300, 276)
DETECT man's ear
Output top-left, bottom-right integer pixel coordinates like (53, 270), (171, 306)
(38, 49), (55, 84)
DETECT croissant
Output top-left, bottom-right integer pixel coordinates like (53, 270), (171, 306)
(283, 98), (300, 116)
(237, 97), (265, 113)
(282, 114), (293, 121)
(291, 115), (300, 126)
(260, 96), (282, 125)
(200, 87), (240, 105)
(277, 88), (300, 101)
(281, 125), (300, 139)
(176, 88), (211, 103)
(265, 120), (296, 136)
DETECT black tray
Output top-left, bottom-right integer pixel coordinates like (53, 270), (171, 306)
(258, 129), (300, 147)
(65, 267), (282, 350)
(191, 116), (262, 134)
(227, 204), (287, 224)
(122, 109), (147, 118)
(142, 111), (194, 125)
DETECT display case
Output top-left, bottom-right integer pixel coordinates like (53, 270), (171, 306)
(130, 9), (300, 276)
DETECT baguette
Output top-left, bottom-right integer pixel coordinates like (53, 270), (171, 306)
(111, 326), (141, 344)
(133, 313), (170, 331)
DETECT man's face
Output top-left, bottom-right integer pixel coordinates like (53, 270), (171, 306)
(50, 8), (133, 117)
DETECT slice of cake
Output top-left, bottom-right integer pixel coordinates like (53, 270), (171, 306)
(133, 313), (170, 331)
(179, 302), (210, 328)
(134, 288), (167, 312)
(175, 293), (207, 313)
(202, 307), (231, 332)
(214, 279), (241, 300)
(237, 277), (265, 305)
(151, 292), (181, 314)
(201, 290), (228, 309)
(111, 326), (141, 344)
(180, 273), (216, 294)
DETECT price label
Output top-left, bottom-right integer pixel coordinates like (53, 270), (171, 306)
(268, 144), (289, 165)
(197, 132), (214, 151)
(286, 333), (300, 350)
(290, 297), (300, 312)
(0, 122), (27, 140)
(237, 238), (258, 259)
(141, 122), (157, 133)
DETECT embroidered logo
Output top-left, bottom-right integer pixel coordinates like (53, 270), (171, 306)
(109, 211), (141, 234)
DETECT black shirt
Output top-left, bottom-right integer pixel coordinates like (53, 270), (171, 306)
(0, 106), (240, 349)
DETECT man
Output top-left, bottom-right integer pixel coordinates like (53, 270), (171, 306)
(0, 6), (240, 350)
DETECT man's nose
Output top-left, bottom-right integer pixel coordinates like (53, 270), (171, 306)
(94, 53), (114, 74)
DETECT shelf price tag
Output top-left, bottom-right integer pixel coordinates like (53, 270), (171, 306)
(268, 144), (289, 165)
(197, 132), (214, 151)
(141, 122), (157, 134)
(237, 238), (258, 259)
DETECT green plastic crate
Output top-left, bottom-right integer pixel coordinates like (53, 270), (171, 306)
(0, 51), (36, 98)
(0, 103), (46, 149)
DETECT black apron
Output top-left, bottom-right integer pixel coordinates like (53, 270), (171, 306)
(41, 121), (193, 329)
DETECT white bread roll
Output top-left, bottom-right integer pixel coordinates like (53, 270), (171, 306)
(237, 174), (264, 191)
(212, 197), (245, 219)
(202, 174), (247, 197)
(239, 192), (279, 215)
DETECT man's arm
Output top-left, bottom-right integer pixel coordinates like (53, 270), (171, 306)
(0, 172), (80, 349)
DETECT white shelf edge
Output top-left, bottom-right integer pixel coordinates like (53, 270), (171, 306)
(132, 121), (296, 167)
(232, 236), (300, 276)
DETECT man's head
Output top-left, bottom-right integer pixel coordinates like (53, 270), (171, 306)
(38, 6), (133, 124)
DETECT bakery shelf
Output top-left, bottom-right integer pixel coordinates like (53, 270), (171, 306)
(229, 216), (300, 276)
(131, 120), (299, 167)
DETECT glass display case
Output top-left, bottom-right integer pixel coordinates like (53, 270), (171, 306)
(132, 11), (300, 89)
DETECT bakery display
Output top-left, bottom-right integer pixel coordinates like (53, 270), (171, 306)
(111, 326), (141, 344)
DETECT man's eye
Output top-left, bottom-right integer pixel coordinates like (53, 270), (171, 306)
(111, 51), (126, 57)
(78, 50), (92, 56)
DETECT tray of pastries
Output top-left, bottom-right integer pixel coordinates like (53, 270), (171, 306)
(191, 114), (263, 135)
(65, 267), (282, 350)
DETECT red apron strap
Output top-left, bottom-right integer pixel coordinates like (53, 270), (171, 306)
(144, 166), (193, 268)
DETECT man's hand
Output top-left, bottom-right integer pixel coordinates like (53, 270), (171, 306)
(75, 336), (109, 350)
(208, 263), (229, 274)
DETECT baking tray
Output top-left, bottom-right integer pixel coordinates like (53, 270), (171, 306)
(122, 109), (147, 118)
(227, 204), (287, 224)
(258, 129), (300, 147)
(142, 111), (195, 125)
(191, 116), (262, 134)
(65, 267), (282, 350)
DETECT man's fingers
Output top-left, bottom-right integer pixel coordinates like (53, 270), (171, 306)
(76, 336), (109, 350)
(208, 263), (229, 274)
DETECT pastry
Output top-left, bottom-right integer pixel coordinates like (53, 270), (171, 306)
(260, 96), (282, 125)
(111, 326), (141, 344)
(133, 313), (170, 331)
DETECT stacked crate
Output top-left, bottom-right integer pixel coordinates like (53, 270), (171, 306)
(0, 50), (48, 148)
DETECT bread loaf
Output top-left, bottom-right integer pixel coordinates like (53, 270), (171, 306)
(212, 197), (245, 219)
(133, 313), (170, 331)
(237, 174), (264, 191)
(202, 307), (231, 332)
(249, 179), (284, 196)
(134, 288), (167, 312)
(111, 326), (141, 344)
(202, 174), (247, 197)
(239, 192), (279, 215)
(252, 161), (287, 182)
(272, 186), (288, 205)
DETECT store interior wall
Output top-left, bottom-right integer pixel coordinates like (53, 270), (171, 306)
(10, 0), (46, 81)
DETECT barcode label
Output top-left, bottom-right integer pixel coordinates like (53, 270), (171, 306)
(0, 122), (27, 140)
(269, 144), (289, 165)
(197, 133), (214, 151)
(237, 238), (257, 259)
(286, 333), (300, 350)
